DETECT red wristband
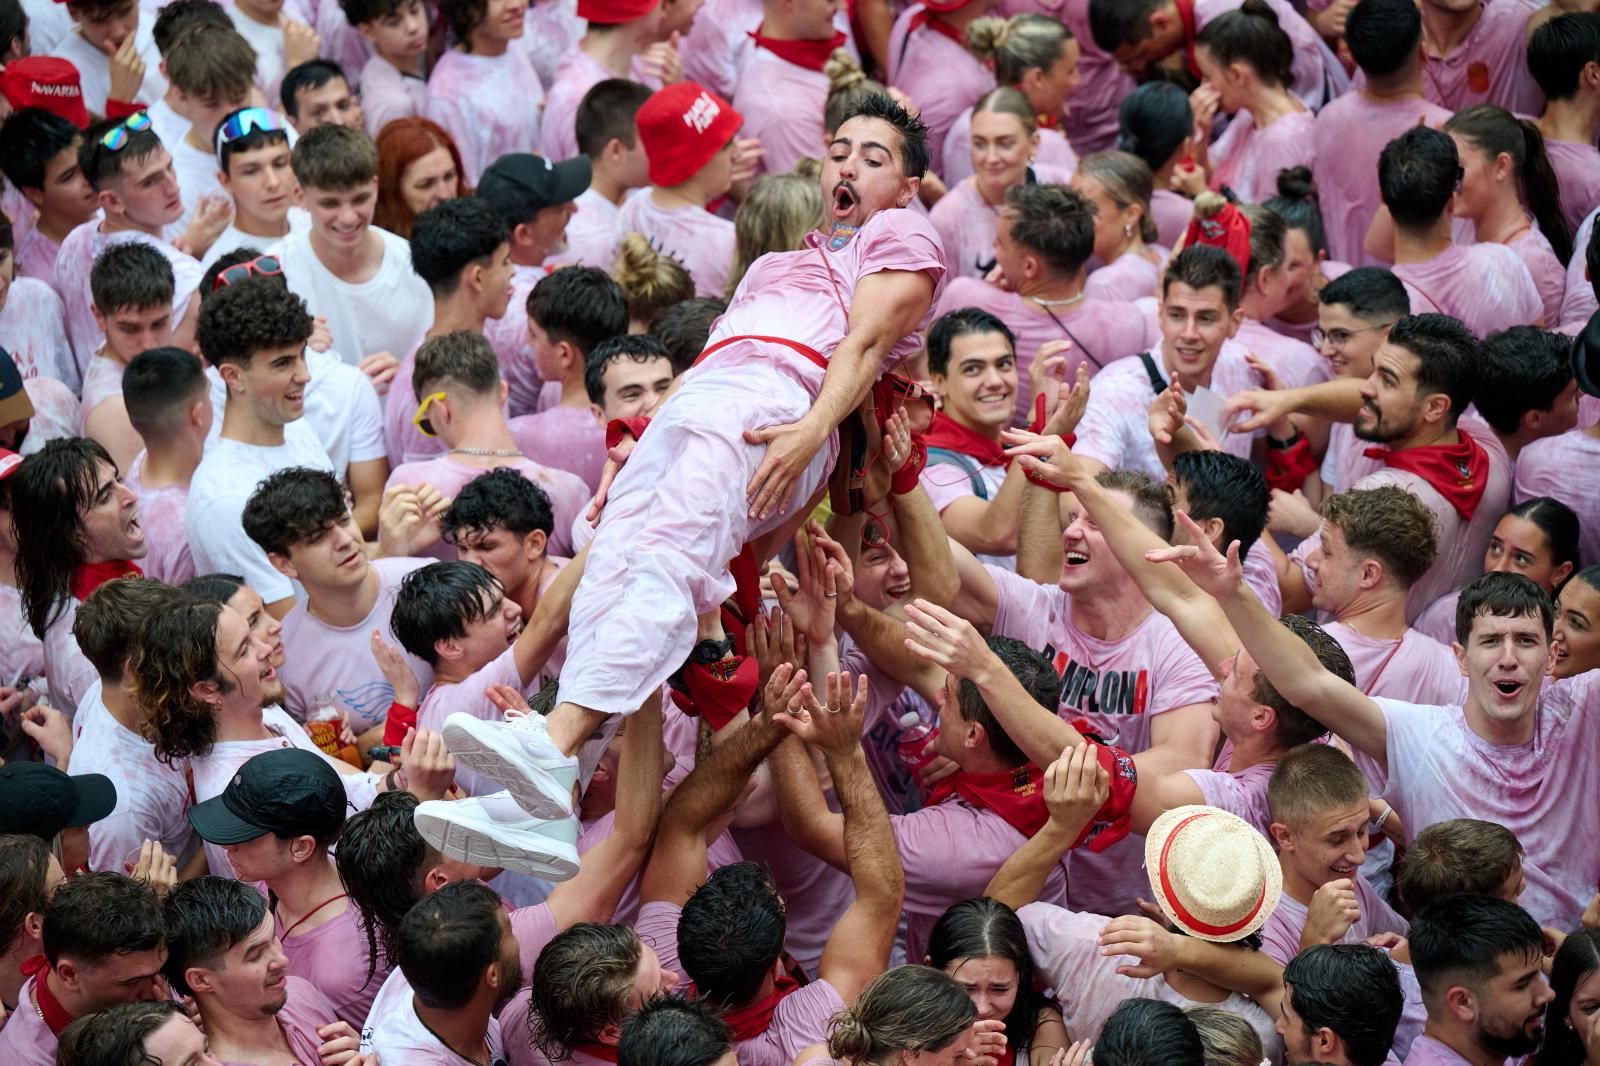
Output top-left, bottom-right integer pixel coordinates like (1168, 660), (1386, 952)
(1019, 433), (1077, 491)
(382, 702), (418, 747)
(1265, 435), (1318, 493)
(890, 436), (928, 495)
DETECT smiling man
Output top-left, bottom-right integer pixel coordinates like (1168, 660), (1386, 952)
(429, 92), (948, 866)
(186, 275), (333, 620)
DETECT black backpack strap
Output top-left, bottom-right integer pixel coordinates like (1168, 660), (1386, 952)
(1138, 351), (1169, 395)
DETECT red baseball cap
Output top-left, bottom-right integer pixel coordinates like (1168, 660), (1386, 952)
(576, 0), (659, 24)
(636, 83), (742, 188)
(0, 450), (20, 482)
(0, 57), (90, 130)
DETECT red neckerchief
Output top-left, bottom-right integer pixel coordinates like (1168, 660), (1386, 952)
(907, 8), (968, 47)
(68, 559), (142, 602)
(748, 24), (848, 72)
(574, 1042), (621, 1062)
(690, 974), (801, 1040)
(928, 764), (1049, 837)
(1174, 0), (1199, 78)
(996, 1042), (1018, 1066)
(922, 411), (1007, 468)
(1362, 427), (1490, 520)
(21, 956), (75, 1036)
(1036, 112), (1060, 131)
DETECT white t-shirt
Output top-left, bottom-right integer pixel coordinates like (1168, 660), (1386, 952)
(227, 5), (289, 98)
(48, 21), (166, 115)
(360, 968), (504, 1063)
(200, 208), (312, 271)
(71, 679), (197, 875)
(278, 226), (433, 365)
(185, 420), (335, 603)
(206, 347), (385, 476)
(170, 134), (224, 232)
(0, 277), (78, 392)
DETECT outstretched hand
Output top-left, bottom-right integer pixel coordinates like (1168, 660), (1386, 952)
(1143, 510), (1244, 599)
(771, 670), (869, 758)
(903, 599), (998, 685)
(1000, 428), (1087, 491)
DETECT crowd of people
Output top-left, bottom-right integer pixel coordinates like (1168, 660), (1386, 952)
(0, 0), (1598, 1062)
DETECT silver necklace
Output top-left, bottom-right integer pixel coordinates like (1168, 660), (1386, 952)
(1028, 293), (1085, 307)
(449, 447), (523, 457)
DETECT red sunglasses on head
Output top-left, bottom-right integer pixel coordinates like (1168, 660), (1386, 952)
(213, 255), (284, 292)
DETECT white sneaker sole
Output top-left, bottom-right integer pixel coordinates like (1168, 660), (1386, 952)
(442, 714), (577, 820)
(414, 804), (581, 882)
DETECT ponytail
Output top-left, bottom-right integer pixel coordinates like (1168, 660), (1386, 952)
(1445, 104), (1574, 264)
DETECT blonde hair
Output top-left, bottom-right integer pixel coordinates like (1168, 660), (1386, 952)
(967, 12), (1073, 87)
(1185, 1007), (1264, 1066)
(1078, 150), (1158, 244)
(971, 86), (1038, 136)
(824, 50), (889, 136)
(726, 172), (824, 298)
(611, 233), (694, 329)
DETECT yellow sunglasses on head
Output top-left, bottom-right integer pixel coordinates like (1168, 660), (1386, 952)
(413, 391), (447, 437)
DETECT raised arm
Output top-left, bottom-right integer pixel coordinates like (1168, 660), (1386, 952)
(983, 745), (1107, 909)
(1096, 916), (1285, 1012)
(1223, 377), (1365, 436)
(513, 545), (588, 686)
(1015, 366), (1091, 584)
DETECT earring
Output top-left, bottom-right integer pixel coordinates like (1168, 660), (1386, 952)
(1123, 223), (1134, 238)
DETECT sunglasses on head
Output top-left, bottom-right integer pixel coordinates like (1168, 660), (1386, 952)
(215, 107), (285, 155)
(212, 255), (283, 292)
(100, 111), (153, 152)
(414, 391), (447, 437)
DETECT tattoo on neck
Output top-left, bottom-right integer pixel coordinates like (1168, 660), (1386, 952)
(827, 223), (860, 250)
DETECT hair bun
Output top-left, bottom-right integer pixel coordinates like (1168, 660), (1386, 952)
(1275, 165), (1316, 201)
(1238, 0), (1280, 24)
(825, 50), (866, 94)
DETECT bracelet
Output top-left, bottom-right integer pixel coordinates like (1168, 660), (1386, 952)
(1373, 804), (1394, 831)
(1020, 433), (1078, 492)
(1266, 429), (1304, 450)
(890, 436), (928, 494)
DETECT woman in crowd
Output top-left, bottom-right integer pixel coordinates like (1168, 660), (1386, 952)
(1076, 151), (1165, 303)
(946, 13), (1081, 183)
(373, 118), (468, 239)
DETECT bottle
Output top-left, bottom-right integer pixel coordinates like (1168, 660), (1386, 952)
(307, 698), (364, 768)
(896, 711), (940, 776)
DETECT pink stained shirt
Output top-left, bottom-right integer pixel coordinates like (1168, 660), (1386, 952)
(359, 55), (429, 137)
(681, 0), (856, 99)
(613, 192), (737, 300)
(218, 976), (342, 1066)
(557, 187), (629, 270)
(71, 679), (196, 875)
(385, 454), (590, 558)
(1051, 0), (1135, 154)
(0, 582), (46, 691)
(42, 597), (98, 718)
(1561, 207), (1597, 327)
(1323, 620), (1465, 705)
(1182, 750), (1276, 839)
(508, 405), (608, 492)
(522, 0), (584, 86)
(1358, 674), (1600, 930)
(425, 48), (546, 186)
(1150, 189), (1194, 250)
(0, 976), (61, 1065)
(933, 277), (1156, 427)
(986, 564), (1220, 916)
(1019, 903), (1282, 1048)
(53, 222), (202, 377)
(1412, 590), (1460, 647)
(635, 900), (850, 1066)
(80, 353), (123, 427)
(839, 636), (936, 816)
(1208, 107), (1315, 206)
(539, 48), (661, 163)
(1393, 243), (1543, 336)
(1085, 249), (1166, 304)
(1234, 318), (1331, 391)
(942, 109), (1079, 186)
(483, 263), (548, 419)
(1073, 344), (1260, 482)
(1403, 1036), (1476, 1066)
(0, 277), (78, 392)
(1415, 0), (1543, 115)
(16, 225), (64, 288)
(276, 901), (391, 1027)
(930, 177), (1004, 281)
(277, 556), (437, 731)
(1514, 427), (1600, 571)
(1546, 137), (1600, 237)
(417, 645), (529, 797)
(885, 4), (997, 172)
(1312, 94), (1454, 267)
(1506, 224), (1567, 327)
(123, 453), (194, 586)
(1241, 540), (1283, 619)
(733, 47), (831, 179)
(1259, 873), (1407, 966)
(360, 968), (505, 1062)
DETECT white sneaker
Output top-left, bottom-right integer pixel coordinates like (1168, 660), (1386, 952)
(442, 712), (578, 820)
(413, 791), (581, 881)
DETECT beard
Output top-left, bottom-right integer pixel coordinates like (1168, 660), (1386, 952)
(1477, 1015), (1544, 1058)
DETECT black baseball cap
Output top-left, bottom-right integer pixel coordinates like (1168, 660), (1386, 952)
(0, 762), (117, 842)
(0, 347), (35, 428)
(476, 152), (591, 224)
(187, 748), (348, 845)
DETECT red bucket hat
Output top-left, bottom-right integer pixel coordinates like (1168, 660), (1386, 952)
(636, 83), (742, 188)
(0, 57), (90, 130)
(576, 0), (660, 24)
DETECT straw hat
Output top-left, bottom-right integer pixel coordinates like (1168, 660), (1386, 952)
(1144, 805), (1281, 942)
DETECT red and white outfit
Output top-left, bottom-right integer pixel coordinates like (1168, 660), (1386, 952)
(732, 30), (844, 178)
(884, 3), (996, 172)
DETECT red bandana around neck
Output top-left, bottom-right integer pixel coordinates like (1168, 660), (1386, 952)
(929, 764), (1049, 838)
(1174, 0), (1199, 78)
(1036, 111), (1061, 131)
(1362, 428), (1489, 520)
(574, 1042), (621, 1062)
(21, 956), (74, 1036)
(907, 8), (969, 47)
(703, 973), (801, 1041)
(68, 559), (143, 603)
(922, 411), (1008, 468)
(749, 25), (848, 71)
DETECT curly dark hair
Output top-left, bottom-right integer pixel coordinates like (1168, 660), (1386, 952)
(530, 922), (644, 1060)
(130, 599), (229, 765)
(443, 467), (554, 545)
(242, 467), (351, 558)
(196, 275), (314, 370)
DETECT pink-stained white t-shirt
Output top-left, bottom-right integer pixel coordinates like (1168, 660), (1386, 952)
(1234, 318), (1330, 391)
(385, 455), (589, 559)
(1323, 620), (1465, 705)
(613, 192), (737, 300)
(1560, 206), (1598, 328)
(1312, 94), (1454, 267)
(942, 109), (1079, 186)
(1403, 1035), (1476, 1066)
(558, 188), (631, 270)
(190, 706), (382, 878)
(425, 47), (546, 186)
(483, 263), (549, 418)
(48, 20), (166, 115)
(1412, 590), (1461, 647)
(1546, 137), (1600, 237)
(278, 556), (436, 731)
(733, 46), (831, 179)
(1415, 0), (1543, 115)
(121, 452), (194, 587)
(1150, 189), (1194, 250)
(522, 0), (584, 86)
(278, 227), (434, 370)
(0, 582), (46, 691)
(1513, 427), (1600, 571)
(42, 597), (98, 718)
(508, 405), (608, 492)
(72, 678), (196, 874)
(1358, 675), (1600, 929)
(1019, 902), (1281, 1049)
(635, 899), (849, 1066)
(0, 975), (60, 1064)
(360, 55), (429, 137)
(1241, 540), (1283, 619)
(839, 636), (935, 817)
(216, 976), (342, 1066)
(277, 901), (390, 1027)
(360, 967), (505, 1062)
(417, 645), (529, 797)
(986, 565), (1220, 915)
(1084, 248), (1165, 304)
(885, 4), (997, 172)
(1073, 344), (1260, 481)
(0, 277), (78, 392)
(1208, 107), (1314, 206)
(1260, 874), (1407, 966)
(930, 177), (1005, 281)
(1505, 224), (1567, 327)
(16, 225), (65, 288)
(933, 277), (1156, 426)
(1393, 243), (1543, 336)
(53, 222), (202, 376)
(1182, 750), (1275, 839)
(539, 47), (662, 164)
